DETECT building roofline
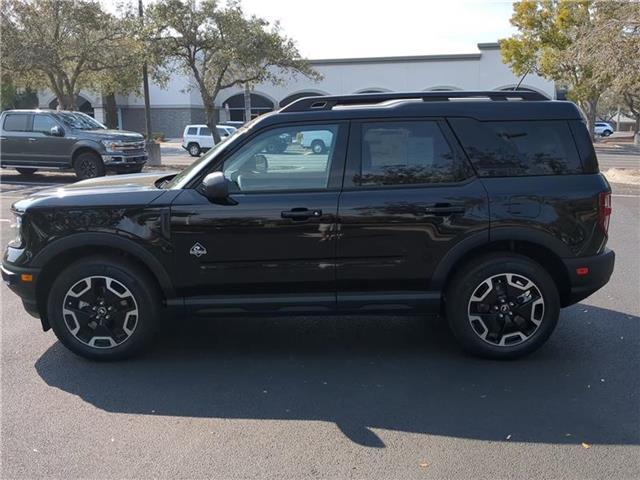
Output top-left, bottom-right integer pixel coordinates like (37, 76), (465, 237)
(307, 42), (502, 65)
(309, 53), (481, 65)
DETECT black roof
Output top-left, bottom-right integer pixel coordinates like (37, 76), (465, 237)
(261, 91), (583, 125)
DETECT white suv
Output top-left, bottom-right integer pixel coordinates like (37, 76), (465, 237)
(594, 122), (614, 137)
(182, 124), (235, 157)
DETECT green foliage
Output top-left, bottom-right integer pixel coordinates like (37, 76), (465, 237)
(0, 0), (146, 110)
(145, 0), (321, 139)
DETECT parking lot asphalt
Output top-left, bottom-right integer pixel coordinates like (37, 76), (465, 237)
(0, 171), (639, 479)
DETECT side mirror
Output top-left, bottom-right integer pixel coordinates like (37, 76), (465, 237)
(200, 172), (229, 202)
(252, 154), (268, 173)
(50, 126), (64, 137)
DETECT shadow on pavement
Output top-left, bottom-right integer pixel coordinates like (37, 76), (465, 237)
(35, 304), (639, 448)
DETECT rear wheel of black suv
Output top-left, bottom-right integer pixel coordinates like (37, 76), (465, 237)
(445, 253), (560, 359)
(47, 256), (160, 360)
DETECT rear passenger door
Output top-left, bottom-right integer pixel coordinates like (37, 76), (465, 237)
(0, 113), (32, 164)
(336, 118), (490, 311)
(28, 114), (74, 166)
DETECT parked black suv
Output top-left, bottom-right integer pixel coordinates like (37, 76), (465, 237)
(2, 92), (615, 360)
(0, 109), (147, 179)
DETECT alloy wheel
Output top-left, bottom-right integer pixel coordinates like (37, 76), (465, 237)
(467, 273), (544, 347)
(62, 276), (139, 349)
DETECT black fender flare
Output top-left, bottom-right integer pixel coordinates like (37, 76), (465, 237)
(31, 232), (176, 299)
(429, 227), (572, 290)
(71, 141), (104, 161)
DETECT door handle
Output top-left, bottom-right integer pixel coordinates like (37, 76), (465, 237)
(281, 208), (322, 220)
(423, 203), (466, 216)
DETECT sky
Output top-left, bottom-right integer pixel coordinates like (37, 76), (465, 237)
(239, 0), (517, 59)
(105, 0), (518, 59)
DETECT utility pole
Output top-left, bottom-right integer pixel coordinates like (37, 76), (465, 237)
(138, 0), (159, 165)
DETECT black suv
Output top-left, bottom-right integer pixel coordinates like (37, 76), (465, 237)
(0, 109), (147, 179)
(2, 91), (615, 360)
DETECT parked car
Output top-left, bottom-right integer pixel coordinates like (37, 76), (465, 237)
(0, 110), (147, 179)
(594, 122), (614, 136)
(182, 124), (234, 157)
(3, 91), (615, 361)
(300, 130), (333, 153)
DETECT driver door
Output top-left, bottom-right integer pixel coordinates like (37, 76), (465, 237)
(170, 121), (348, 313)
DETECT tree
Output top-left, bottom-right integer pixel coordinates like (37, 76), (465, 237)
(0, 0), (144, 111)
(146, 0), (321, 142)
(571, 1), (640, 135)
(500, 1), (611, 136)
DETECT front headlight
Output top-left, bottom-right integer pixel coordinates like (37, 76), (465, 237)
(8, 212), (23, 248)
(101, 139), (123, 152)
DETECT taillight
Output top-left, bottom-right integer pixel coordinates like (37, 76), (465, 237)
(598, 191), (612, 235)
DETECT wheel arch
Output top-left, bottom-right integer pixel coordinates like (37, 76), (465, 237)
(71, 143), (102, 164)
(33, 233), (176, 329)
(432, 232), (572, 307)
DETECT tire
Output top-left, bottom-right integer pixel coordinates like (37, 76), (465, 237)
(445, 253), (560, 359)
(602, 130), (613, 137)
(311, 140), (326, 154)
(74, 151), (105, 180)
(16, 168), (38, 175)
(47, 256), (161, 360)
(187, 143), (201, 157)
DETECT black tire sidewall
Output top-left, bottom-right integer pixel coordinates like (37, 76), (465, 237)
(47, 257), (160, 360)
(446, 254), (560, 359)
(311, 140), (324, 154)
(188, 143), (201, 157)
(74, 152), (105, 180)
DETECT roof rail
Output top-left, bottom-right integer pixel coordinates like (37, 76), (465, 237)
(280, 90), (548, 113)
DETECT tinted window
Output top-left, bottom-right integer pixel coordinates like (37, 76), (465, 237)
(32, 115), (58, 134)
(450, 119), (582, 176)
(223, 125), (338, 192)
(3, 113), (30, 132)
(187, 127), (198, 135)
(200, 127), (212, 136)
(357, 121), (467, 185)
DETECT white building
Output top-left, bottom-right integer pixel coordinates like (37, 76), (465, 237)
(38, 42), (556, 137)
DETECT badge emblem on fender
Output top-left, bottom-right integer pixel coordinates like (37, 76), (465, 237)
(190, 242), (207, 257)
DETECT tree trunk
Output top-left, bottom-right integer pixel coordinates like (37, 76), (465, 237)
(244, 85), (252, 123)
(581, 98), (598, 140)
(104, 92), (118, 129)
(205, 103), (222, 144)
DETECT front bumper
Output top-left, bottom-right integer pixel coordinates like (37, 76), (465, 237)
(102, 153), (148, 167)
(2, 262), (42, 321)
(562, 248), (615, 306)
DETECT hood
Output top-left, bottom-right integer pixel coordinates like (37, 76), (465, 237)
(12, 172), (177, 211)
(81, 129), (144, 140)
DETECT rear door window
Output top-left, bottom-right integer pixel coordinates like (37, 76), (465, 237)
(3, 113), (31, 132)
(356, 120), (470, 186)
(449, 119), (582, 176)
(199, 127), (212, 136)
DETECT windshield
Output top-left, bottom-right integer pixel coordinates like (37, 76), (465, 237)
(163, 120), (258, 189)
(56, 112), (107, 130)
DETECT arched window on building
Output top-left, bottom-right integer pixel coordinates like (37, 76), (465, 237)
(49, 95), (94, 116)
(223, 93), (275, 121)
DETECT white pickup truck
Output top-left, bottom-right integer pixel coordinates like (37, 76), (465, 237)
(300, 130), (333, 154)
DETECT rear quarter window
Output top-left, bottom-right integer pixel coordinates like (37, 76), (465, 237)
(186, 127), (198, 135)
(449, 119), (582, 176)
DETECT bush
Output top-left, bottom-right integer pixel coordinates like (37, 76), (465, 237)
(151, 132), (165, 142)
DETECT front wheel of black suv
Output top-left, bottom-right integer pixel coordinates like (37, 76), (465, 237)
(47, 256), (161, 360)
(445, 253), (560, 359)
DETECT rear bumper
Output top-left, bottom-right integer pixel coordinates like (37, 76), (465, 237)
(1, 262), (41, 320)
(562, 248), (615, 306)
